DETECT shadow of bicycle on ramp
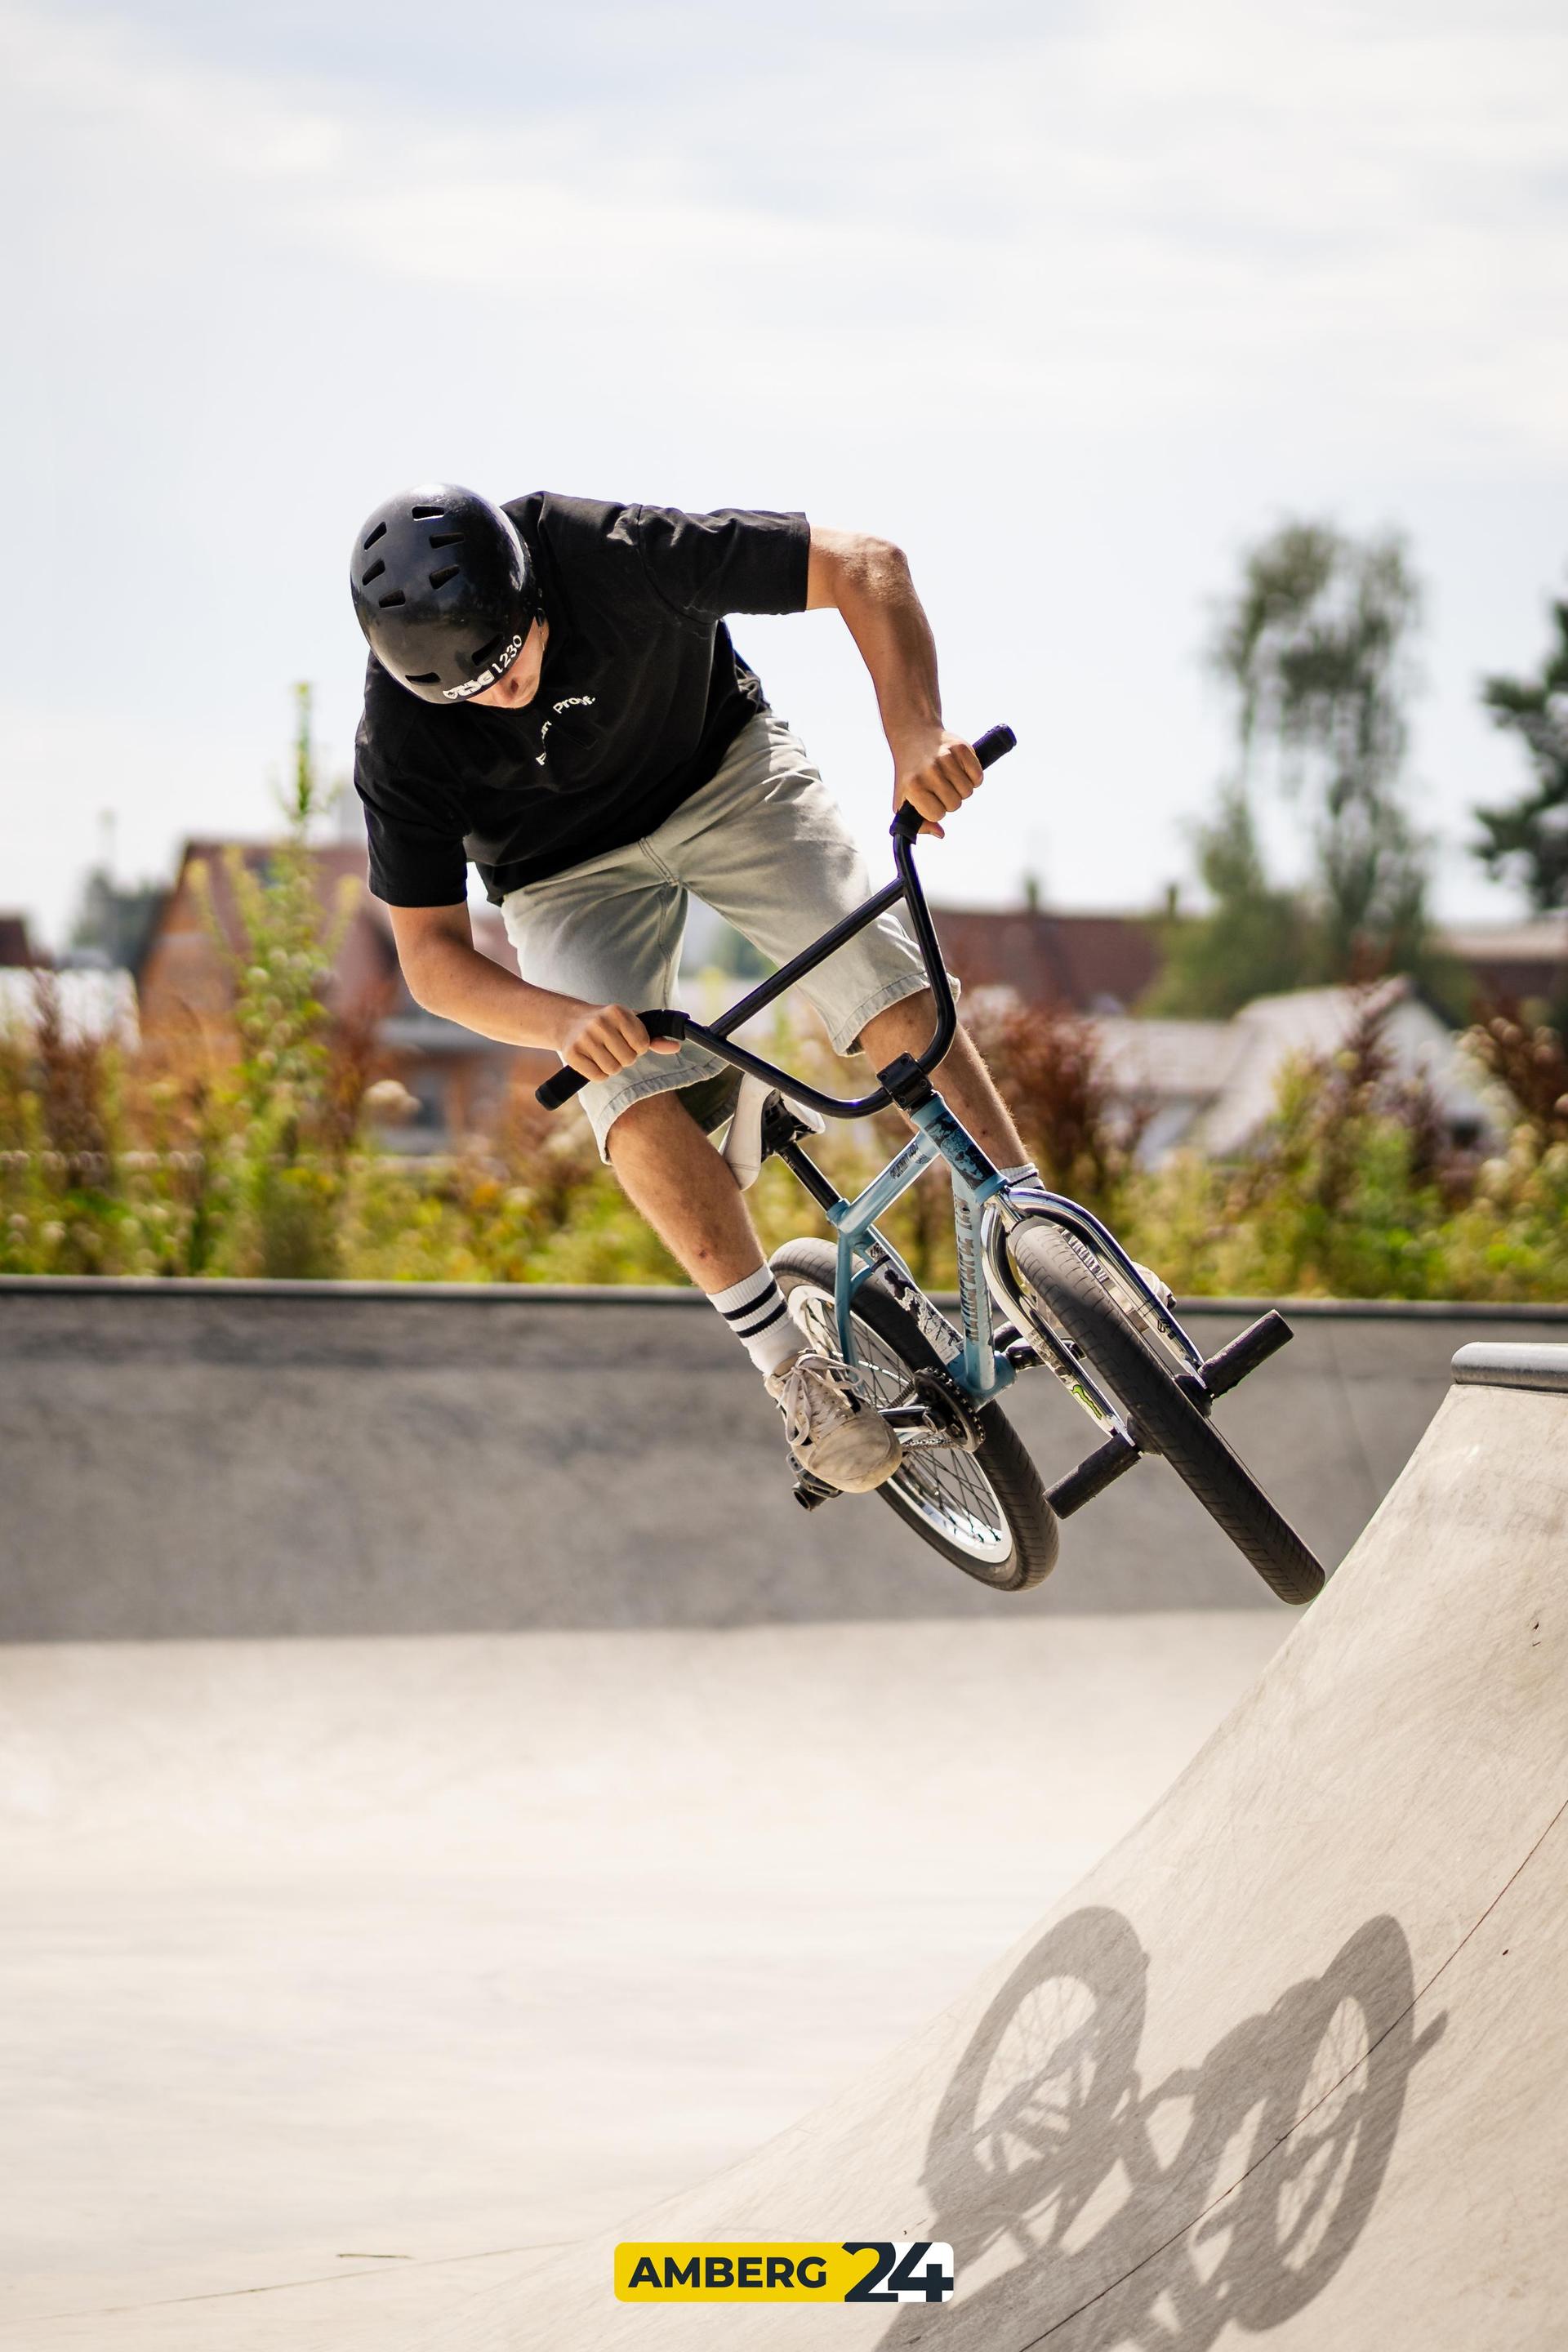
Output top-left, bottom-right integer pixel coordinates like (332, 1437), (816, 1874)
(881, 1905), (1445, 2350)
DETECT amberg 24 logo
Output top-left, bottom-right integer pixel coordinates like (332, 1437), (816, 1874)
(615, 2240), (956, 2305)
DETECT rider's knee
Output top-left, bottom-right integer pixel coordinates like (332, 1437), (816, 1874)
(604, 1089), (687, 1161)
(858, 987), (936, 1052)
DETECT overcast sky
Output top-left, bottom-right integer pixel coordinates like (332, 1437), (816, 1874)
(4, 0), (1566, 947)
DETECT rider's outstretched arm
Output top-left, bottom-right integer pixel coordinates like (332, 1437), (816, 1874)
(804, 525), (984, 838)
(388, 903), (678, 1081)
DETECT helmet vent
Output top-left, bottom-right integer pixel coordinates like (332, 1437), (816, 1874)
(428, 531), (465, 549)
(407, 673), (441, 686)
(377, 590), (407, 608)
(470, 635), (505, 669)
(359, 559), (386, 586)
(429, 566), (461, 590)
(362, 520), (387, 550)
(411, 503), (446, 520)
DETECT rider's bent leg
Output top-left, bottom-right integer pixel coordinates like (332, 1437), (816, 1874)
(859, 994), (1172, 1298)
(857, 991), (1033, 1174)
(605, 1092), (899, 1494)
(605, 1089), (764, 1295)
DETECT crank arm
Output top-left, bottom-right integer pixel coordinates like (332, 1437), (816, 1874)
(886, 1417), (965, 1455)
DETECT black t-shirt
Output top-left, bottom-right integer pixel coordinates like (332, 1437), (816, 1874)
(354, 494), (811, 906)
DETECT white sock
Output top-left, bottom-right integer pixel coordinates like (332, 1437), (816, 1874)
(710, 1268), (801, 1378)
(999, 1160), (1041, 1187)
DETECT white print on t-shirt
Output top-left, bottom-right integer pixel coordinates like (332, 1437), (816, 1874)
(534, 693), (597, 764)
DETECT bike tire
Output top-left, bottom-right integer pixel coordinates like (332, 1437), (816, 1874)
(1227, 1918), (1416, 2322)
(772, 1237), (1059, 1594)
(1007, 1220), (1324, 1606)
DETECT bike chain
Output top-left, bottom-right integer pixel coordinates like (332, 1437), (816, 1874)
(828, 1258), (987, 1454)
(909, 1363), (988, 1454)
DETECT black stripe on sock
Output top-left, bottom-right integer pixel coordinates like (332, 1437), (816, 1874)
(733, 1296), (790, 1339)
(718, 1280), (781, 1321)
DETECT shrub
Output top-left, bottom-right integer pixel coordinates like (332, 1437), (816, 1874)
(4, 745), (1566, 1302)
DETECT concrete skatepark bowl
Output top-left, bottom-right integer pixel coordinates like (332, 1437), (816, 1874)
(455, 1340), (1568, 2350)
(2, 1282), (1566, 2347)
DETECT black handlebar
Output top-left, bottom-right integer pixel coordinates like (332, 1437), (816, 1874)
(535, 1010), (691, 1111)
(534, 724), (1016, 1115)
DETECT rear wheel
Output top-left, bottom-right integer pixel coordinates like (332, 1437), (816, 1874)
(1006, 1220), (1324, 1606)
(772, 1238), (1059, 1594)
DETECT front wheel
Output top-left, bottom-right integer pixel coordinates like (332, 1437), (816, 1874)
(1006, 1220), (1324, 1606)
(772, 1238), (1059, 1594)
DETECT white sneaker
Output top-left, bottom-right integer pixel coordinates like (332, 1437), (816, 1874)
(722, 1076), (826, 1192)
(765, 1349), (902, 1494)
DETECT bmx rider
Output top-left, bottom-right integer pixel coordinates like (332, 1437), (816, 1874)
(350, 488), (1039, 1495)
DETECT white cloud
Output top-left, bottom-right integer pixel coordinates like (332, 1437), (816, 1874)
(10, 0), (1567, 455)
(2, 0), (1567, 943)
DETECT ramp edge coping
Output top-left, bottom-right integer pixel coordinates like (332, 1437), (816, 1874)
(2, 1276), (1568, 1321)
(1451, 1340), (1568, 1394)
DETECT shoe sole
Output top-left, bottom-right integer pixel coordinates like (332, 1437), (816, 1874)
(795, 1420), (902, 1496)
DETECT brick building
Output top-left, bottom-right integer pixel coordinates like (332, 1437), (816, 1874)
(931, 903), (1163, 1014)
(0, 914), (46, 970)
(137, 840), (551, 1145)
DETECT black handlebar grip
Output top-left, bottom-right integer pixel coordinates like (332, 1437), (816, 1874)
(894, 723), (1017, 840)
(534, 1009), (690, 1111)
(973, 722), (1018, 770)
(535, 1062), (590, 1111)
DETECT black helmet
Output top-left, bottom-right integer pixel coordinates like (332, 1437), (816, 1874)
(350, 483), (541, 705)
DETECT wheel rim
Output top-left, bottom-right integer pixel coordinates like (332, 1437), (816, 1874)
(787, 1281), (1016, 1567)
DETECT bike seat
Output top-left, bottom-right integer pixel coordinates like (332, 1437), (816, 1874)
(721, 1072), (825, 1192)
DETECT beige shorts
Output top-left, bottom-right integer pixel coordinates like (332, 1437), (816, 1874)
(501, 710), (938, 1156)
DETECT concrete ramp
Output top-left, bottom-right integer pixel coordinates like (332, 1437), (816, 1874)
(458, 1345), (1568, 2348)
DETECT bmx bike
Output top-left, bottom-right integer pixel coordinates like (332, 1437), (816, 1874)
(537, 725), (1324, 1607)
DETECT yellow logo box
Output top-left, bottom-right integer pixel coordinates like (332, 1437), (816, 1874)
(615, 2242), (956, 2305)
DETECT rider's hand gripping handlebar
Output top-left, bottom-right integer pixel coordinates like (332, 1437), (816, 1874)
(534, 724), (1016, 1114)
(893, 723), (1016, 843)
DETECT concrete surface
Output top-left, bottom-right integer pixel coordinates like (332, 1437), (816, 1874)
(5, 1343), (1561, 2350)
(0, 1614), (1290, 2345)
(457, 1347), (1568, 2350)
(3, 1277), (1566, 1636)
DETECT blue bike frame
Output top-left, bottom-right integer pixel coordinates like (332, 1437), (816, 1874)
(534, 724), (1208, 1432)
(823, 1099), (1010, 1401)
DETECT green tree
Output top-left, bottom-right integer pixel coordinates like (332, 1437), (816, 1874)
(1146, 788), (1316, 1017)
(197, 684), (360, 1276)
(1473, 596), (1568, 913)
(1214, 519), (1430, 980)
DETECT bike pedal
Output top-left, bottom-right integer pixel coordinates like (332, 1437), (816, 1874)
(792, 1472), (840, 1512)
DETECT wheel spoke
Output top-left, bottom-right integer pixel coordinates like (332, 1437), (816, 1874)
(788, 1284), (1014, 1566)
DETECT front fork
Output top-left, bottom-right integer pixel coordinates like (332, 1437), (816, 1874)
(979, 1201), (1130, 1438)
(774, 1082), (1205, 1449)
(980, 1187), (1206, 1443)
